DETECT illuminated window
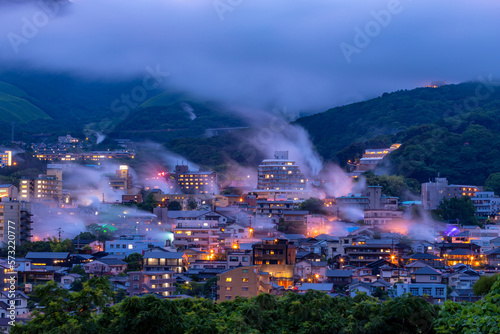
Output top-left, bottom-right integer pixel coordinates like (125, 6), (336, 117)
(242, 278), (249, 282)
(225, 277), (232, 282)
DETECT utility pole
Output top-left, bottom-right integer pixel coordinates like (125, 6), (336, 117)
(57, 227), (63, 242)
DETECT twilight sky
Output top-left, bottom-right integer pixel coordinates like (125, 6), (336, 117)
(1, 0), (499, 114)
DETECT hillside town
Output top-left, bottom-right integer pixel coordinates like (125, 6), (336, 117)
(1, 142), (499, 331)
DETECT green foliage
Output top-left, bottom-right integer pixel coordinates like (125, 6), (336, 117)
(363, 171), (420, 200)
(137, 192), (159, 213)
(298, 197), (325, 214)
(435, 196), (478, 225)
(485, 172), (500, 196)
(76, 232), (97, 241)
(167, 200), (182, 211)
(187, 197), (198, 211)
(70, 265), (87, 276)
(472, 274), (500, 296)
(435, 275), (500, 333)
(124, 252), (143, 273)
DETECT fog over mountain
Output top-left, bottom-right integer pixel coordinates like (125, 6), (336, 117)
(1, 0), (499, 115)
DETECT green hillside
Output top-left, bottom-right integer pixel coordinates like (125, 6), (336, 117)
(112, 93), (246, 142)
(0, 82), (52, 123)
(295, 82), (500, 160)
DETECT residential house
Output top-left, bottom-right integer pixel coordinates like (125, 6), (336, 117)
(217, 266), (272, 301)
(325, 269), (353, 287)
(60, 274), (83, 289)
(411, 266), (442, 283)
(84, 258), (127, 276)
(0, 291), (29, 316)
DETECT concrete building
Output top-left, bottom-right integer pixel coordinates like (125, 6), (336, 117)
(105, 235), (166, 256)
(345, 242), (395, 267)
(421, 177), (482, 210)
(217, 266), (272, 301)
(395, 283), (447, 304)
(0, 184), (18, 201)
(254, 151), (310, 201)
(143, 251), (188, 274)
(471, 192), (500, 219)
(173, 165), (219, 194)
(349, 144), (401, 176)
(0, 151), (12, 168)
(252, 238), (296, 288)
(0, 201), (33, 245)
(19, 165), (63, 204)
(127, 271), (175, 297)
(336, 186), (398, 212)
(363, 209), (404, 226)
(173, 218), (219, 252)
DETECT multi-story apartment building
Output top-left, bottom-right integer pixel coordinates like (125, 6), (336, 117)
(0, 184), (18, 201)
(173, 165), (219, 194)
(252, 238), (296, 288)
(173, 219), (219, 252)
(143, 251), (188, 274)
(0, 151), (12, 168)
(254, 151), (310, 201)
(217, 266), (272, 301)
(19, 165), (63, 204)
(282, 210), (309, 235)
(256, 151), (306, 191)
(345, 242), (394, 267)
(336, 186), (399, 211)
(0, 201), (33, 245)
(127, 270), (175, 297)
(364, 209), (404, 226)
(107, 165), (132, 190)
(421, 177), (482, 210)
(471, 192), (500, 219)
(105, 235), (166, 256)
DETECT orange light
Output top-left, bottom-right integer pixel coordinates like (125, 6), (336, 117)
(210, 249), (214, 253)
(315, 274), (319, 278)
(233, 245), (238, 249)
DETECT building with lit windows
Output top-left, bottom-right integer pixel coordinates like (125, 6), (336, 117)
(349, 144), (401, 176)
(0, 201), (33, 245)
(172, 219), (219, 252)
(421, 177), (482, 210)
(173, 165), (219, 194)
(254, 151), (310, 201)
(217, 265), (272, 301)
(252, 238), (296, 288)
(105, 235), (166, 256)
(127, 270), (175, 297)
(19, 165), (63, 204)
(0, 151), (12, 168)
(0, 184), (18, 201)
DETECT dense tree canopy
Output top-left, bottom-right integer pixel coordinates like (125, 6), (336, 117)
(435, 196), (478, 225)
